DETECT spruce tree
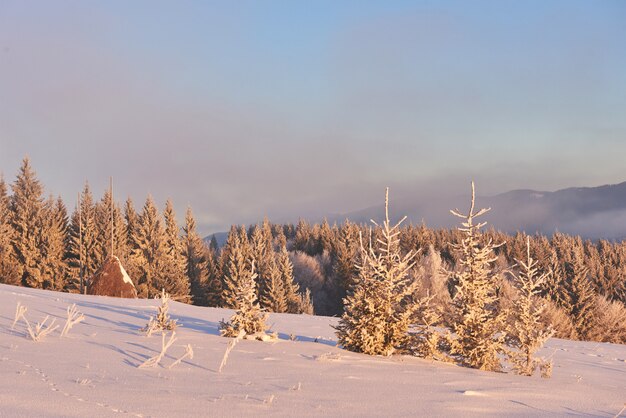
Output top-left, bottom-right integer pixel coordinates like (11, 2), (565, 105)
(276, 245), (306, 314)
(335, 188), (419, 356)
(161, 200), (191, 302)
(131, 195), (167, 298)
(204, 245), (223, 307)
(10, 158), (46, 288)
(221, 226), (255, 309)
(219, 261), (268, 338)
(507, 236), (554, 376)
(182, 207), (210, 305)
(250, 224), (273, 307)
(261, 259), (288, 313)
(448, 182), (506, 371)
(0, 176), (21, 285)
(40, 196), (69, 290)
(67, 183), (99, 291)
(567, 257), (596, 340)
(94, 188), (127, 262)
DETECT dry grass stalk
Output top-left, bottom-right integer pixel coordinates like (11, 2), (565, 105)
(27, 316), (59, 342)
(12, 302), (27, 330)
(168, 344), (194, 369)
(138, 332), (177, 368)
(61, 304), (85, 337)
(218, 330), (245, 373)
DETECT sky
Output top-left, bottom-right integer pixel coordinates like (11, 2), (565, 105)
(1, 1), (625, 234)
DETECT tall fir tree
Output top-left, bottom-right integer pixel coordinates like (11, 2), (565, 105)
(221, 226), (255, 309)
(39, 196), (69, 290)
(94, 188), (127, 262)
(10, 158), (46, 288)
(67, 183), (99, 291)
(0, 176), (21, 285)
(123, 197), (141, 284)
(448, 182), (506, 371)
(261, 259), (288, 313)
(130, 195), (167, 298)
(182, 207), (210, 305)
(566, 256), (596, 340)
(276, 245), (308, 314)
(204, 245), (223, 307)
(250, 224), (273, 307)
(162, 200), (191, 302)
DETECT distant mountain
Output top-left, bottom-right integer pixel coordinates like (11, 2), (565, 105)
(331, 182), (626, 240)
(203, 231), (229, 248)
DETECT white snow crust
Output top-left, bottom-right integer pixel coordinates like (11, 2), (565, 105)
(1, 284), (624, 417)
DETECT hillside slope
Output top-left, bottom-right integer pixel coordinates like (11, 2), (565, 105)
(0, 284), (624, 417)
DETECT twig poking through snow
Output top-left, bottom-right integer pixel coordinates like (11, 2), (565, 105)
(12, 302), (27, 330)
(168, 344), (194, 369)
(138, 332), (177, 368)
(27, 316), (59, 342)
(614, 403), (626, 418)
(61, 304), (85, 337)
(218, 330), (245, 373)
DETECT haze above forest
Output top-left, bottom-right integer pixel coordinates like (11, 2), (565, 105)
(1, 1), (625, 234)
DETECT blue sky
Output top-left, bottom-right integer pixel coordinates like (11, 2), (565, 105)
(1, 1), (625, 233)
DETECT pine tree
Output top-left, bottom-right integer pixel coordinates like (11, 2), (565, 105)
(94, 188), (127, 262)
(335, 188), (419, 356)
(276, 245), (306, 314)
(448, 182), (506, 371)
(162, 200), (190, 302)
(10, 158), (46, 288)
(261, 259), (288, 313)
(219, 260), (268, 337)
(0, 176), (21, 285)
(131, 195), (168, 298)
(567, 256), (596, 340)
(250, 224), (273, 307)
(39, 196), (69, 290)
(221, 226), (255, 309)
(204, 245), (223, 307)
(67, 183), (99, 291)
(294, 219), (312, 253)
(182, 207), (210, 305)
(332, 221), (360, 296)
(507, 236), (554, 376)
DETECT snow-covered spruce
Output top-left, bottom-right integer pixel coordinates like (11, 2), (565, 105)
(335, 188), (419, 356)
(219, 260), (270, 340)
(506, 236), (554, 376)
(447, 182), (506, 371)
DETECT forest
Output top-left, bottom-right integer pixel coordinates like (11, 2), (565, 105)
(1, 158), (625, 345)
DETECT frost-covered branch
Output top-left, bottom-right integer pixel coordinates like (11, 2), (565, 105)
(61, 304), (85, 337)
(27, 315), (59, 342)
(12, 302), (27, 330)
(168, 344), (194, 369)
(138, 331), (177, 368)
(218, 330), (245, 373)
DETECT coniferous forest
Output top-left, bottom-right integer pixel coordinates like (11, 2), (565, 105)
(1, 158), (625, 347)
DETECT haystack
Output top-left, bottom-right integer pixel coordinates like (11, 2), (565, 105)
(87, 256), (137, 298)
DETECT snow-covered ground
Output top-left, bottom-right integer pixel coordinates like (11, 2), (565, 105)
(1, 284), (624, 417)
